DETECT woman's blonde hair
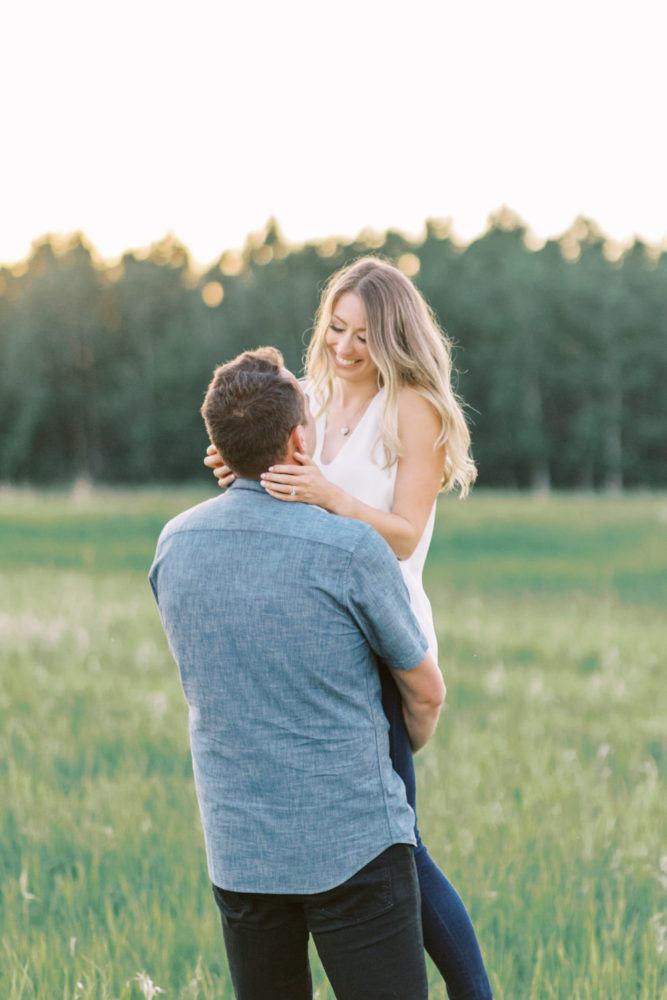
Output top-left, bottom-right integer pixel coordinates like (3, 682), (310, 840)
(306, 256), (477, 496)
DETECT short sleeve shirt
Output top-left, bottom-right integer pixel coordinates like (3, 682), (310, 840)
(149, 479), (428, 892)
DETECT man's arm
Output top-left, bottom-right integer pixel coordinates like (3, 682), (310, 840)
(345, 527), (446, 751)
(387, 651), (446, 753)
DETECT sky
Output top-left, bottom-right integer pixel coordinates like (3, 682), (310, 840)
(2, 0), (666, 269)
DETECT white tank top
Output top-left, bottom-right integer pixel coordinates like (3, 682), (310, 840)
(306, 385), (438, 659)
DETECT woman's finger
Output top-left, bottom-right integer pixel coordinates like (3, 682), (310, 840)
(262, 482), (297, 500)
(210, 461), (235, 487)
(205, 445), (222, 464)
(260, 471), (303, 486)
(265, 463), (302, 475)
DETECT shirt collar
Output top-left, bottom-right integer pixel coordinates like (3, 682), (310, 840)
(227, 476), (330, 515)
(228, 478), (265, 494)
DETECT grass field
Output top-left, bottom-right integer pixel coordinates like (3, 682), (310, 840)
(1, 488), (666, 999)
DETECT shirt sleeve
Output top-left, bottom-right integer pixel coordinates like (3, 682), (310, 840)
(148, 527), (167, 604)
(345, 528), (429, 671)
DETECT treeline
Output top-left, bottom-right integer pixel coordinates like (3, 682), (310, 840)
(1, 211), (665, 489)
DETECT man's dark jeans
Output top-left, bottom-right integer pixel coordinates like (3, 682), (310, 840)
(212, 843), (428, 1000)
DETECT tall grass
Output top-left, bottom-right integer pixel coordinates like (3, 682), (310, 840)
(1, 490), (665, 999)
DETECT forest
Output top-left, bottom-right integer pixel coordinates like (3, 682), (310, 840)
(1, 209), (665, 489)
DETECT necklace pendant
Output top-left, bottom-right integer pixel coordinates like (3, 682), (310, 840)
(340, 426), (350, 436)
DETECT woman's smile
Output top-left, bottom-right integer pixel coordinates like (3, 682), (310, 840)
(333, 354), (361, 368)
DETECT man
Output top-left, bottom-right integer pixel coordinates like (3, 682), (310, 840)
(149, 347), (445, 1000)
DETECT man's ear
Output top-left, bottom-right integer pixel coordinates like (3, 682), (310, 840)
(294, 426), (307, 454)
(284, 425), (304, 462)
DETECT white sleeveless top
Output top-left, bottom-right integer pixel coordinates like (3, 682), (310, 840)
(306, 385), (438, 659)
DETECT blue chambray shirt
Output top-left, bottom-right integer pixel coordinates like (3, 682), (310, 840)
(149, 479), (429, 893)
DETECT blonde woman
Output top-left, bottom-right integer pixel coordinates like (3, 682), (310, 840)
(205, 258), (492, 999)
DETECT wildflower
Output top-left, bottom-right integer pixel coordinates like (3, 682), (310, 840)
(658, 856), (667, 892)
(651, 912), (666, 956)
(19, 868), (38, 902)
(134, 971), (165, 999)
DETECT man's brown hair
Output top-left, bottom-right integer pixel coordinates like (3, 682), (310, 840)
(201, 347), (305, 479)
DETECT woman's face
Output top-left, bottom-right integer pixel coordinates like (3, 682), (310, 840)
(324, 291), (378, 386)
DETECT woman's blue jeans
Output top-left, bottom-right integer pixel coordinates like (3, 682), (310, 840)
(380, 665), (493, 1000)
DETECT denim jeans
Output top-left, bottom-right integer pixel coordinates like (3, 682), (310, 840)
(380, 665), (494, 1000)
(212, 844), (428, 1000)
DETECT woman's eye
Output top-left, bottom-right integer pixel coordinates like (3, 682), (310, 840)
(357, 336), (367, 344)
(329, 324), (344, 333)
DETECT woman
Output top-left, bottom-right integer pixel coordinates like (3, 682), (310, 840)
(205, 257), (493, 999)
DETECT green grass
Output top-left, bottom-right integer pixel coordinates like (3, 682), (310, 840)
(1, 489), (665, 999)
(0, 486), (214, 572)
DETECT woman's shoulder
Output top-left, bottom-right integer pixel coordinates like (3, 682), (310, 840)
(394, 388), (446, 478)
(396, 386), (440, 428)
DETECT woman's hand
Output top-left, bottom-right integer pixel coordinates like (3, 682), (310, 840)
(204, 443), (236, 488)
(260, 453), (339, 509)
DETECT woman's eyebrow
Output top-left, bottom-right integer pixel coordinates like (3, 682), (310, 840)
(332, 312), (366, 331)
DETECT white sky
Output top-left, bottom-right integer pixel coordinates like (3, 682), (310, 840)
(2, 0), (666, 269)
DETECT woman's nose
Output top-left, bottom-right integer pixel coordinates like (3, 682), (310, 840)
(337, 331), (355, 353)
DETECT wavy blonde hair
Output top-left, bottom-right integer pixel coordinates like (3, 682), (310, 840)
(306, 256), (477, 496)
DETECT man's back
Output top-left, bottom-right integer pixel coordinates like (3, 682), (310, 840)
(150, 479), (428, 894)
